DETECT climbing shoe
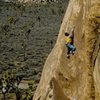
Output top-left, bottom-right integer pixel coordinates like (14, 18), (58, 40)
(67, 54), (70, 59)
(72, 51), (75, 55)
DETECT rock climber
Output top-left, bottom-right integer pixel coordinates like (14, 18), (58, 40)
(65, 27), (76, 58)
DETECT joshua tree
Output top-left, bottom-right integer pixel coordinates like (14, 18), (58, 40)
(1, 71), (23, 100)
(1, 71), (13, 100)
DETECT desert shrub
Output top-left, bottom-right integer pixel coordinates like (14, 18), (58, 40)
(0, 8), (2, 13)
(28, 82), (34, 91)
(58, 8), (64, 15)
(0, 71), (23, 100)
(1, 24), (10, 32)
(7, 16), (14, 24)
(51, 8), (56, 15)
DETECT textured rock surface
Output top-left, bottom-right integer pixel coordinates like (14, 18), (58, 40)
(2, 0), (59, 3)
(33, 0), (100, 100)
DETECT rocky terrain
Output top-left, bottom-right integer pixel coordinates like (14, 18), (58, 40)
(33, 0), (100, 100)
(2, 0), (63, 4)
(0, 0), (68, 91)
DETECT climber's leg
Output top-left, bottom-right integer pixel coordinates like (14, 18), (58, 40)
(67, 44), (76, 55)
(67, 46), (71, 58)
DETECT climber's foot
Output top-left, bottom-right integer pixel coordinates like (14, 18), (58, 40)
(72, 51), (75, 55)
(67, 54), (70, 59)
(70, 50), (75, 55)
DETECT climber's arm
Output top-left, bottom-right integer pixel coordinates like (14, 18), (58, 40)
(69, 27), (75, 38)
(72, 26), (75, 34)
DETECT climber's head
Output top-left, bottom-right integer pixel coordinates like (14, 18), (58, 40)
(65, 32), (69, 36)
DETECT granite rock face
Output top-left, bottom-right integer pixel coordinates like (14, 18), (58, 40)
(33, 0), (100, 100)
